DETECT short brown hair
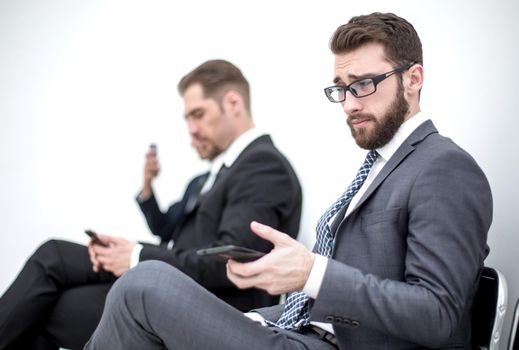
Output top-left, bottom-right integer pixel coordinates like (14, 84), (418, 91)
(330, 12), (423, 68)
(177, 59), (251, 112)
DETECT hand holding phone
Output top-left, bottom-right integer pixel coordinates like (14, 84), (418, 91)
(85, 229), (109, 247)
(145, 143), (160, 179)
(196, 245), (265, 263)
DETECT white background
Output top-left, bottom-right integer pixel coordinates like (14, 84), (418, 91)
(1, 1), (518, 348)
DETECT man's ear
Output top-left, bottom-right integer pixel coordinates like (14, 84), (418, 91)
(222, 90), (243, 117)
(405, 64), (424, 97)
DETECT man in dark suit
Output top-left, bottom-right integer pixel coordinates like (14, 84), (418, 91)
(0, 59), (302, 350)
(85, 12), (492, 350)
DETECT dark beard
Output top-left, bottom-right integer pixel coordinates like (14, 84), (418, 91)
(347, 84), (409, 150)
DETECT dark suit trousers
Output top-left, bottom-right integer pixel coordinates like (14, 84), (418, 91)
(0, 240), (116, 350)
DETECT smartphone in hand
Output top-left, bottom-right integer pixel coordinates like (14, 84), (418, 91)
(196, 245), (265, 263)
(85, 229), (109, 247)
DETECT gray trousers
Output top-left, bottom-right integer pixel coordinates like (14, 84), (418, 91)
(84, 261), (336, 350)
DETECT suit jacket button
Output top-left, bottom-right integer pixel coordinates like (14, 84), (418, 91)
(351, 320), (360, 328)
(343, 318), (351, 325)
(326, 315), (334, 322)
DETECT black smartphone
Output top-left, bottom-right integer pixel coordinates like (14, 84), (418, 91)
(84, 229), (108, 247)
(196, 245), (265, 263)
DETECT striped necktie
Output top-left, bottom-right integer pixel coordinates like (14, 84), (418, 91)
(272, 150), (379, 329)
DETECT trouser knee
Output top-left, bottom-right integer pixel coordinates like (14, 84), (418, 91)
(111, 261), (177, 292)
(107, 261), (186, 306)
(33, 239), (61, 255)
(29, 239), (66, 267)
(28, 239), (91, 281)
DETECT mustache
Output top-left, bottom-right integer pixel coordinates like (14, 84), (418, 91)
(347, 113), (376, 125)
(191, 135), (208, 143)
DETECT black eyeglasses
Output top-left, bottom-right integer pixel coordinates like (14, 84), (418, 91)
(324, 63), (414, 103)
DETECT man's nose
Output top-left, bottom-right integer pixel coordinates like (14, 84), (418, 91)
(186, 119), (198, 135)
(342, 90), (362, 115)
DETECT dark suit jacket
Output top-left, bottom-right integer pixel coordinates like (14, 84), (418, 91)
(259, 121), (492, 349)
(137, 135), (302, 311)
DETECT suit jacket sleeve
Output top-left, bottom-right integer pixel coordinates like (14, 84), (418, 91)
(137, 175), (207, 243)
(310, 141), (492, 347)
(139, 144), (302, 290)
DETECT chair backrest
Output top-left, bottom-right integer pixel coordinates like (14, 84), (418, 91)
(471, 266), (508, 350)
(508, 297), (519, 350)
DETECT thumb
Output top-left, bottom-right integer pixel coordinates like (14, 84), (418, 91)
(250, 221), (291, 246)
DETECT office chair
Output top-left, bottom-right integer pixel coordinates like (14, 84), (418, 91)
(509, 297), (519, 350)
(471, 266), (508, 350)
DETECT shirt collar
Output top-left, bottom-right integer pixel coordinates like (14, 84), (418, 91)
(376, 111), (428, 161)
(208, 128), (264, 174)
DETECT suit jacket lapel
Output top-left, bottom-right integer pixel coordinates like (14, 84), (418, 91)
(196, 135), (271, 206)
(330, 204), (349, 235)
(185, 173), (209, 214)
(336, 120), (439, 224)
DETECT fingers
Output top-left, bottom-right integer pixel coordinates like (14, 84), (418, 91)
(226, 256), (275, 290)
(227, 262), (262, 290)
(95, 233), (112, 243)
(94, 233), (123, 246)
(226, 224), (315, 295)
(95, 254), (112, 266)
(250, 221), (292, 246)
(93, 250), (116, 273)
(88, 243), (101, 272)
(88, 237), (113, 269)
(145, 151), (160, 178)
(227, 262), (283, 295)
(94, 249), (130, 277)
(227, 258), (261, 277)
(226, 221), (298, 279)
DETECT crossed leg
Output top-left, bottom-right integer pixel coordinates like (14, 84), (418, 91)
(85, 261), (335, 350)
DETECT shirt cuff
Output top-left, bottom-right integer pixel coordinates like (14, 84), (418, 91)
(130, 243), (144, 268)
(244, 312), (268, 326)
(302, 254), (328, 299)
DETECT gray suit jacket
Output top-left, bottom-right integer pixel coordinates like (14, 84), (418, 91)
(259, 120), (492, 349)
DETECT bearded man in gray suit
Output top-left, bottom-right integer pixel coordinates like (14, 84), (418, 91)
(85, 12), (492, 350)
